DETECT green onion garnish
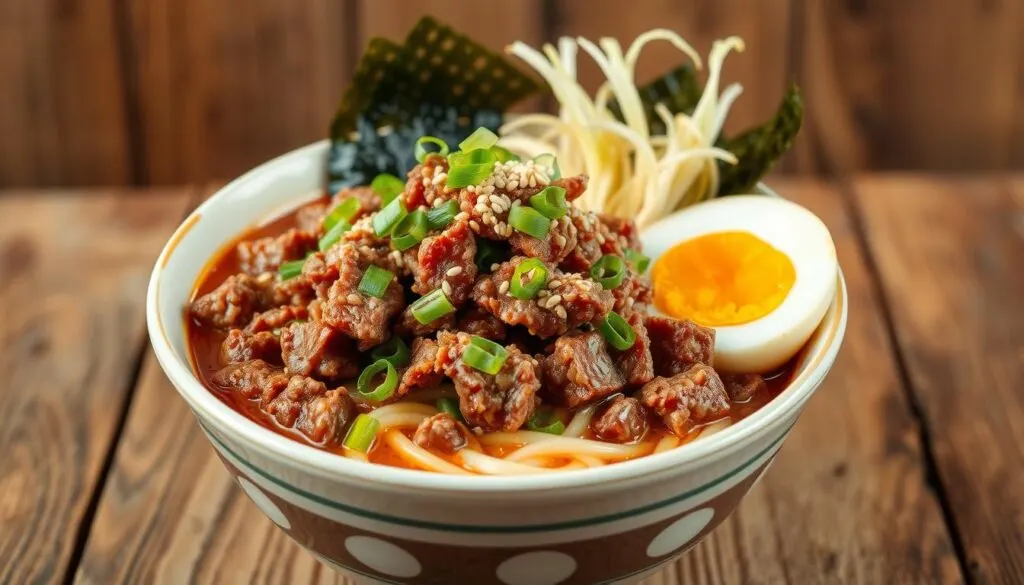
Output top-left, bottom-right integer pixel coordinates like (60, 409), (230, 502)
(490, 145), (520, 162)
(318, 219), (351, 251)
(323, 197), (360, 232)
(625, 249), (651, 274)
(278, 259), (305, 280)
(597, 311), (637, 351)
(448, 147), (497, 167)
(390, 209), (429, 251)
(371, 173), (406, 206)
(415, 136), (450, 163)
(357, 265), (394, 299)
(446, 164), (492, 188)
(371, 336), (410, 368)
(426, 199), (459, 231)
(475, 240), (507, 272)
(462, 335), (509, 375)
(437, 397), (464, 421)
(528, 185), (568, 219)
(510, 258), (548, 300)
(372, 198), (407, 237)
(508, 204), (551, 239)
(459, 127), (499, 151)
(590, 255), (626, 289)
(343, 414), (381, 453)
(410, 289), (456, 324)
(533, 154), (562, 180)
(355, 359), (399, 402)
(526, 409), (565, 435)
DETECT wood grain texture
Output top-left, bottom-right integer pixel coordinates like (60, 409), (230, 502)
(125, 0), (352, 184)
(0, 0), (131, 187)
(0, 189), (194, 584)
(854, 176), (1024, 585)
(640, 178), (964, 585)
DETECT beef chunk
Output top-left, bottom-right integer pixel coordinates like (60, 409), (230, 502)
(190, 274), (260, 329)
(413, 413), (471, 454)
(552, 175), (588, 202)
(592, 396), (649, 443)
(267, 376), (355, 446)
(612, 272), (653, 315)
(321, 243), (405, 350)
(336, 185), (382, 218)
(301, 252), (338, 299)
(722, 373), (767, 403)
(471, 257), (613, 339)
(641, 364), (730, 436)
(404, 156), (451, 210)
(410, 220), (477, 305)
(435, 331), (540, 431)
(646, 316), (716, 376)
(394, 307), (456, 338)
(236, 228), (318, 275)
(509, 213), (578, 263)
(258, 272), (316, 308)
(559, 208), (605, 272)
(280, 320), (359, 380)
(612, 310), (654, 386)
(398, 337), (445, 397)
(597, 213), (642, 251)
(458, 307), (506, 341)
(296, 200), (330, 234)
(212, 359), (289, 406)
(542, 332), (626, 408)
(220, 329), (281, 365)
(245, 305), (308, 333)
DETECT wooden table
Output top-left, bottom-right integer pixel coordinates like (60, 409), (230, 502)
(1, 176), (1021, 585)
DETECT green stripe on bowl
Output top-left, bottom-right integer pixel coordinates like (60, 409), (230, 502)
(202, 420), (791, 534)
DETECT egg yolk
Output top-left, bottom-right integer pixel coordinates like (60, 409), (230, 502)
(652, 231), (795, 327)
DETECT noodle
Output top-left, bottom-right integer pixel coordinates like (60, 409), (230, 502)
(382, 429), (473, 475)
(457, 450), (556, 475)
(503, 435), (650, 463)
(563, 404), (599, 438)
(653, 436), (680, 454)
(698, 419), (732, 438)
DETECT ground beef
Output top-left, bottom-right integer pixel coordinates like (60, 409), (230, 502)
(435, 331), (540, 431)
(410, 220), (477, 305)
(190, 274), (261, 329)
(236, 228), (318, 275)
(458, 307), (506, 341)
(542, 331), (626, 408)
(722, 373), (767, 403)
(394, 307), (456, 338)
(597, 213), (642, 251)
(404, 156), (450, 210)
(296, 200), (331, 234)
(337, 185), (382, 218)
(212, 359), (289, 407)
(612, 310), (655, 387)
(280, 320), (360, 381)
(646, 316), (716, 376)
(398, 337), (445, 397)
(301, 252), (338, 299)
(266, 375), (354, 446)
(591, 396), (649, 443)
(245, 305), (308, 333)
(612, 272), (653, 315)
(220, 329), (281, 365)
(640, 364), (730, 436)
(320, 243), (405, 350)
(559, 208), (606, 272)
(413, 413), (470, 454)
(253, 272), (317, 308)
(509, 213), (578, 263)
(471, 257), (613, 339)
(552, 175), (589, 202)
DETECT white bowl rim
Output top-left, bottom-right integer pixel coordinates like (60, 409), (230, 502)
(146, 139), (848, 494)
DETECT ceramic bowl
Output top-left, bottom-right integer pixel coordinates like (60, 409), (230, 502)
(147, 140), (847, 585)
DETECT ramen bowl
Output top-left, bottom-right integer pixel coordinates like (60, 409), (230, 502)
(147, 140), (847, 585)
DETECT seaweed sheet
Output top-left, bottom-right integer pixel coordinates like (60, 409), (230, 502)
(716, 86), (803, 196)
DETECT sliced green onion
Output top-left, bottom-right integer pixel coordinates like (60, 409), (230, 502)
(510, 258), (548, 300)
(371, 173), (405, 206)
(508, 204), (551, 239)
(446, 163), (493, 188)
(318, 219), (351, 251)
(410, 289), (456, 324)
(372, 198), (407, 237)
(528, 185), (568, 219)
(625, 249), (651, 274)
(533, 154), (562, 180)
(278, 259), (305, 280)
(344, 414), (381, 453)
(490, 145), (520, 162)
(598, 311), (637, 351)
(426, 199), (459, 230)
(371, 336), (410, 368)
(415, 136), (450, 163)
(448, 147), (497, 167)
(526, 409), (565, 435)
(462, 336), (509, 375)
(437, 397), (464, 421)
(357, 265), (394, 299)
(475, 240), (508, 271)
(390, 209), (429, 251)
(590, 255), (626, 289)
(323, 197), (360, 232)
(355, 359), (399, 402)
(459, 127), (499, 151)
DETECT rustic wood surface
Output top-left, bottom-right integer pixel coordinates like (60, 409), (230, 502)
(3, 1), (1024, 187)
(0, 175), (1020, 584)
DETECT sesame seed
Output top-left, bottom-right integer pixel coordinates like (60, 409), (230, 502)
(551, 219), (559, 229)
(467, 185), (477, 193)
(433, 197), (444, 207)
(548, 294), (562, 306)
(548, 279), (562, 288)
(422, 178), (431, 187)
(507, 180), (519, 190)
(489, 195), (503, 206)
(490, 263), (500, 271)
(528, 176), (537, 188)
(596, 233), (606, 244)
(538, 290), (550, 298)
(483, 213), (496, 225)
(498, 281), (510, 294)
(555, 306), (567, 319)
(442, 281), (452, 296)
(555, 234), (567, 247)
(470, 220), (481, 231)
(475, 204), (489, 214)
(564, 292), (578, 302)
(347, 293), (363, 305)
(432, 173), (447, 186)
(455, 211), (470, 221)
(494, 177), (506, 189)
(490, 203), (503, 213)
(446, 266), (463, 277)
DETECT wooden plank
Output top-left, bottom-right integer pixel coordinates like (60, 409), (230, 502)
(0, 0), (131, 186)
(854, 176), (1024, 585)
(126, 0), (352, 184)
(0, 188), (194, 584)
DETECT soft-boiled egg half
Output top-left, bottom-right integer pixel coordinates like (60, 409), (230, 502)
(640, 195), (838, 373)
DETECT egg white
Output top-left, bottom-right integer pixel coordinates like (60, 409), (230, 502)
(640, 195), (838, 373)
